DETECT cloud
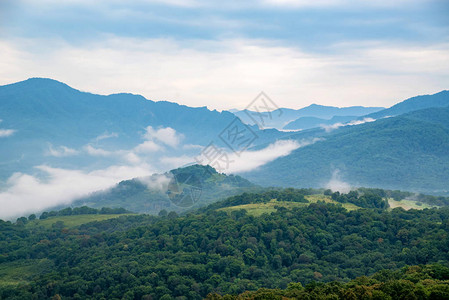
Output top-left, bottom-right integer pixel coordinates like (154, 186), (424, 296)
(0, 129), (16, 137)
(262, 0), (425, 8)
(226, 138), (321, 173)
(84, 144), (114, 156)
(138, 173), (172, 192)
(1, 37), (448, 111)
(321, 117), (376, 132)
(134, 140), (163, 153)
(182, 144), (204, 150)
(144, 126), (183, 147)
(0, 164), (154, 220)
(123, 152), (142, 164)
(326, 169), (352, 193)
(95, 132), (119, 142)
(263, 0), (345, 8)
(19, 0), (200, 8)
(191, 138), (320, 174)
(47, 145), (79, 157)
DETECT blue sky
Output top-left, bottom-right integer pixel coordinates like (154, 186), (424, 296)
(0, 0), (448, 109)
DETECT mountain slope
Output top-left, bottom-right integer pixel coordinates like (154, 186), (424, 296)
(366, 90), (449, 119)
(73, 164), (260, 214)
(244, 106), (449, 194)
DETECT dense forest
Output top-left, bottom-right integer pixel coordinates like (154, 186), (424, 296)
(1, 188), (449, 299)
(208, 264), (449, 299)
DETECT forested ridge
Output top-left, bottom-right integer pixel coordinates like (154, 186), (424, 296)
(1, 189), (449, 299)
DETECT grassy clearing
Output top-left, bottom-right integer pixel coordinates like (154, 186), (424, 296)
(218, 195), (360, 216)
(0, 259), (53, 286)
(388, 198), (437, 210)
(27, 214), (136, 228)
(218, 199), (307, 216)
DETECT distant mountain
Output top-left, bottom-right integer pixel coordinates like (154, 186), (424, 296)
(244, 106), (449, 195)
(366, 90), (449, 119)
(283, 115), (358, 130)
(232, 104), (384, 130)
(0, 78), (288, 179)
(73, 164), (260, 214)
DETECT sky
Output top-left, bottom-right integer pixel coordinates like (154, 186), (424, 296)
(0, 0), (448, 110)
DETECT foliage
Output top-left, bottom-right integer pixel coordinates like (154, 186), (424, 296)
(1, 193), (449, 299)
(208, 264), (449, 299)
(331, 191), (389, 209)
(38, 206), (129, 220)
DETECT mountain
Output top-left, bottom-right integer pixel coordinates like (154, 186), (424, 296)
(283, 115), (358, 130)
(72, 164), (260, 214)
(366, 90), (449, 119)
(244, 106), (449, 194)
(232, 104), (384, 130)
(0, 78), (288, 179)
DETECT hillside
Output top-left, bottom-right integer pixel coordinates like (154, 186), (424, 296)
(73, 164), (260, 214)
(366, 90), (449, 119)
(1, 189), (449, 299)
(244, 106), (449, 194)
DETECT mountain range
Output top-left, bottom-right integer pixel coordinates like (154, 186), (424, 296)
(232, 104), (384, 130)
(0, 78), (288, 180)
(1, 78), (449, 217)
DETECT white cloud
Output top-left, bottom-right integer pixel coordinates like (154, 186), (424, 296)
(0, 129), (16, 137)
(263, 0), (345, 7)
(84, 144), (114, 156)
(123, 152), (142, 164)
(1, 37), (448, 111)
(321, 117), (376, 132)
(182, 144), (204, 150)
(227, 138), (321, 173)
(47, 145), (79, 157)
(0, 164), (153, 220)
(326, 169), (352, 193)
(144, 126), (183, 147)
(95, 132), (119, 142)
(262, 0), (427, 8)
(134, 140), (163, 153)
(138, 173), (172, 192)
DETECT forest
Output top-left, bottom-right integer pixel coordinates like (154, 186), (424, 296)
(207, 264), (449, 299)
(1, 188), (449, 299)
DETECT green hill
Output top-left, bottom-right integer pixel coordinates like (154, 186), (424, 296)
(73, 164), (261, 214)
(245, 107), (449, 194)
